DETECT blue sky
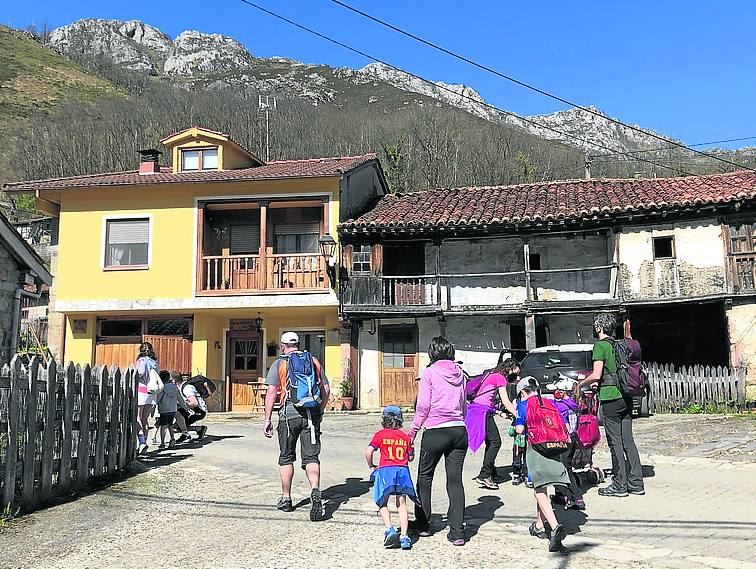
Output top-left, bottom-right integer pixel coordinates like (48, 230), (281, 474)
(4, 1), (755, 148)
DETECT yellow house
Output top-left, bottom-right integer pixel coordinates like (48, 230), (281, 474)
(5, 127), (387, 411)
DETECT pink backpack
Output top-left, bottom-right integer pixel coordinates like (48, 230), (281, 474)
(575, 393), (601, 449)
(525, 395), (569, 457)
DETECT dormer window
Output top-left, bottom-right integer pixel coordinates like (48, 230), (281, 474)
(181, 147), (218, 171)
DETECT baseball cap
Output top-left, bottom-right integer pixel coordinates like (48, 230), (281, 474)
(546, 377), (576, 392)
(382, 405), (403, 421)
(516, 376), (538, 395)
(280, 331), (300, 345)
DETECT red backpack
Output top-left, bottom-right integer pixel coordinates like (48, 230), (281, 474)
(575, 392), (601, 449)
(525, 395), (569, 457)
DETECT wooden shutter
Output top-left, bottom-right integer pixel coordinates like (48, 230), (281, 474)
(230, 225), (260, 254)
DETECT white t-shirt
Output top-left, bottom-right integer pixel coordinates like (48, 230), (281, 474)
(182, 384), (207, 412)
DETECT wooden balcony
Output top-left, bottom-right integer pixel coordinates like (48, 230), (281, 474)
(199, 253), (328, 294)
(732, 253), (756, 292)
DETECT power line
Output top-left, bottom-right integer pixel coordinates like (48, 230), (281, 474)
(234, 0), (756, 201)
(327, 0), (755, 173)
(589, 135), (756, 159)
(235, 0), (691, 176)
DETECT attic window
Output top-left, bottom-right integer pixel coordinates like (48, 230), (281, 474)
(181, 147), (218, 171)
(653, 236), (675, 259)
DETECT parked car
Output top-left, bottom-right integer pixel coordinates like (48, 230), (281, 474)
(520, 343), (652, 418)
(520, 344), (594, 393)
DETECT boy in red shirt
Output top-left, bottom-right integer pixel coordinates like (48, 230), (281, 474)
(365, 406), (419, 550)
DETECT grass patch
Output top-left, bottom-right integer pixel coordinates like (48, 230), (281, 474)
(0, 503), (20, 530)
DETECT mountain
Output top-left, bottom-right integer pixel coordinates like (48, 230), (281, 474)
(46, 18), (675, 154)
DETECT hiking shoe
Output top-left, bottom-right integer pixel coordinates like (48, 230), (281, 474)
(550, 493), (568, 506)
(628, 485), (646, 495)
(478, 477), (499, 490)
(566, 498), (586, 510)
(176, 433), (191, 444)
(525, 480), (534, 488)
(157, 444), (167, 449)
(383, 527), (399, 548)
(448, 537), (465, 547)
(548, 524), (566, 552)
(511, 474), (523, 486)
(276, 497), (294, 512)
(399, 535), (412, 550)
(529, 521), (550, 539)
(598, 484), (629, 497)
(196, 426), (208, 440)
(168, 440), (176, 448)
(310, 488), (324, 521)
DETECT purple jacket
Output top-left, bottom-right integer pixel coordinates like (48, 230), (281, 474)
(409, 360), (467, 440)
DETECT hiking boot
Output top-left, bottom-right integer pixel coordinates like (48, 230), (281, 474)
(399, 535), (412, 550)
(628, 485), (646, 495)
(598, 484), (629, 497)
(310, 488), (324, 521)
(548, 524), (566, 552)
(196, 426), (208, 440)
(529, 521), (550, 540)
(566, 498), (586, 510)
(276, 496), (294, 512)
(383, 527), (399, 548)
(478, 477), (499, 490)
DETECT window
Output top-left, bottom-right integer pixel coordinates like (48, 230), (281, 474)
(352, 244), (371, 273)
(275, 223), (319, 254)
(382, 327), (417, 368)
(730, 222), (756, 253)
(653, 236), (675, 260)
(147, 319), (191, 336)
(100, 319), (142, 337)
(105, 218), (149, 267)
(528, 252), (542, 270)
(181, 147), (218, 171)
(233, 339), (259, 371)
(230, 224), (261, 254)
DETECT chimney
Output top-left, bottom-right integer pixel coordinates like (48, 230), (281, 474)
(138, 148), (163, 174)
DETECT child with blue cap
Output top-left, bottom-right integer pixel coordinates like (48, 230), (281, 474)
(365, 405), (419, 550)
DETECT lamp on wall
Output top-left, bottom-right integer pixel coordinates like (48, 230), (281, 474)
(318, 234), (338, 288)
(253, 312), (264, 332)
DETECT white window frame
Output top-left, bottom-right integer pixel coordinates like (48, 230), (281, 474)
(101, 214), (153, 270)
(181, 146), (219, 172)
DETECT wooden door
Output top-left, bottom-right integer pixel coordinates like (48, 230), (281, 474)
(380, 325), (419, 406)
(94, 339), (141, 370)
(227, 331), (264, 411)
(144, 335), (192, 375)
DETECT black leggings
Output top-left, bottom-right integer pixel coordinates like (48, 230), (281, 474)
(415, 426), (468, 541)
(555, 438), (582, 501)
(477, 413), (502, 479)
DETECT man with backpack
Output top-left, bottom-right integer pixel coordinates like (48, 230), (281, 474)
(575, 313), (643, 498)
(263, 332), (331, 521)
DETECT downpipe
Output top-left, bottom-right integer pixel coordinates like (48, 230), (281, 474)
(10, 286), (42, 356)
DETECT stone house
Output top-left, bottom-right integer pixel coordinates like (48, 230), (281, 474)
(338, 171), (756, 408)
(0, 211), (53, 364)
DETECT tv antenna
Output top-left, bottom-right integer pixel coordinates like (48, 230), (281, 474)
(258, 95), (277, 162)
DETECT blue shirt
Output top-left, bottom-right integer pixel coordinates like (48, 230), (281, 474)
(514, 399), (528, 428)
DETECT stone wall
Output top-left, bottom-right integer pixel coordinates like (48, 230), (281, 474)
(620, 220), (727, 300)
(0, 243), (22, 362)
(726, 300), (756, 397)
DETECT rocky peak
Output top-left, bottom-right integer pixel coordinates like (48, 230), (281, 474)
(163, 30), (255, 76)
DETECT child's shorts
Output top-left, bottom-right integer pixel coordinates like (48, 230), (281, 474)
(156, 413), (175, 426)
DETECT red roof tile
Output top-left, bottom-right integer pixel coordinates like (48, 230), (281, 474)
(3, 154), (378, 192)
(340, 170), (756, 233)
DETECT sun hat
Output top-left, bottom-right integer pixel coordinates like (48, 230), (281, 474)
(382, 405), (403, 421)
(280, 331), (300, 345)
(516, 376), (538, 395)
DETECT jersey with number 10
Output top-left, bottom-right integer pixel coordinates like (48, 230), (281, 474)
(369, 428), (412, 467)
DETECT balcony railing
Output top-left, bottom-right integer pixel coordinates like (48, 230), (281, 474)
(732, 253), (756, 292)
(199, 253), (327, 293)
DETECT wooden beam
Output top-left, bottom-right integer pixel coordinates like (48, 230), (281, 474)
(525, 314), (537, 351)
(259, 201), (268, 290)
(523, 241), (532, 302)
(196, 206), (205, 293)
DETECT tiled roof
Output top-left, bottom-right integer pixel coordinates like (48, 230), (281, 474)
(3, 154), (378, 192)
(340, 170), (756, 234)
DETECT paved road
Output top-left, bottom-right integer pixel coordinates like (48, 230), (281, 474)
(1, 414), (754, 569)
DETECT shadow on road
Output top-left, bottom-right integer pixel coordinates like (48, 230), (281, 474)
(464, 495), (504, 541)
(303, 477), (372, 520)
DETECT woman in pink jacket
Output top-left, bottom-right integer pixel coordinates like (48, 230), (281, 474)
(409, 336), (468, 546)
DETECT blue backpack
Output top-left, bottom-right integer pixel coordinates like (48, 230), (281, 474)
(280, 351), (322, 409)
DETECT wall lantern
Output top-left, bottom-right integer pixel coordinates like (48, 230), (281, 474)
(318, 234), (337, 260)
(253, 312), (264, 332)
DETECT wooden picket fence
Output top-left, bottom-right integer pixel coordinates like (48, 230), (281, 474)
(644, 362), (747, 412)
(0, 355), (138, 511)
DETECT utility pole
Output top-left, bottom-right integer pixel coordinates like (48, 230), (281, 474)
(258, 95), (277, 162)
(584, 153), (592, 180)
